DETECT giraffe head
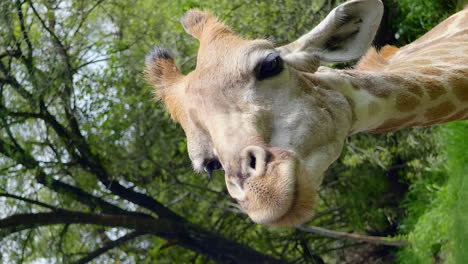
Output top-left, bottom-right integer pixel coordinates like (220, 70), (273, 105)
(146, 0), (383, 226)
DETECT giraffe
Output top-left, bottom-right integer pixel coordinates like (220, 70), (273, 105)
(145, 0), (468, 227)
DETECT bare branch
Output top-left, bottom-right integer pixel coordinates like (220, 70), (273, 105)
(27, 0), (70, 69)
(0, 211), (285, 263)
(4, 3), (181, 221)
(15, 0), (33, 66)
(0, 210), (155, 240)
(74, 231), (144, 264)
(0, 138), (144, 216)
(297, 225), (408, 247)
(71, 0), (106, 37)
(3, 102), (182, 221)
(0, 192), (57, 211)
(0, 73), (33, 101)
(0, 50), (22, 60)
(75, 58), (109, 70)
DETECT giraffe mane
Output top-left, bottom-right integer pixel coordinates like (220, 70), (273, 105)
(355, 45), (399, 71)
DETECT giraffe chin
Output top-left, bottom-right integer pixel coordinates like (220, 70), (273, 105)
(236, 152), (317, 227)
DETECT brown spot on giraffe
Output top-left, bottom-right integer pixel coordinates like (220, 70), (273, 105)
(343, 71), (392, 97)
(448, 75), (468, 102)
(371, 115), (417, 133)
(425, 101), (457, 121)
(416, 67), (445, 76)
(454, 68), (468, 75)
(365, 81), (392, 98)
(416, 76), (446, 100)
(445, 108), (468, 122)
(382, 74), (404, 85)
(382, 74), (424, 97)
(395, 93), (420, 112)
(407, 83), (424, 97)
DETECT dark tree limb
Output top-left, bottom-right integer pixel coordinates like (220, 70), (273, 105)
(0, 211), (158, 240)
(2, 24), (181, 222)
(0, 138), (143, 216)
(74, 231), (144, 264)
(2, 104), (180, 222)
(27, 0), (71, 70)
(3, 81), (181, 221)
(0, 192), (57, 211)
(0, 211), (285, 264)
(15, 0), (34, 67)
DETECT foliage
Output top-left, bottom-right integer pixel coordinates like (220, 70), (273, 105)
(388, 0), (459, 45)
(395, 122), (468, 264)
(0, 0), (465, 263)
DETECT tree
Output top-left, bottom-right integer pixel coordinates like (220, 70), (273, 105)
(0, 0), (285, 262)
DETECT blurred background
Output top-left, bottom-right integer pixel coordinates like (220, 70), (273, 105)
(0, 0), (467, 263)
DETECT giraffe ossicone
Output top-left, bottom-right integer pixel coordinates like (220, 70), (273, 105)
(145, 0), (468, 226)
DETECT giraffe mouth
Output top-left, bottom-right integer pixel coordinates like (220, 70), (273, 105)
(233, 152), (317, 226)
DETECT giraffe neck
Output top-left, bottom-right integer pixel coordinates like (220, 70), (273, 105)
(307, 67), (468, 134)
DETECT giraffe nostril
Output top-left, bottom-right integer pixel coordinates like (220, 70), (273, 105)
(249, 152), (257, 170)
(241, 146), (269, 177)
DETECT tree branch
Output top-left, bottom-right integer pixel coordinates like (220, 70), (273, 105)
(0, 138), (145, 216)
(74, 231), (144, 264)
(0, 211), (285, 264)
(2, 103), (182, 221)
(297, 225), (408, 247)
(2, 22), (180, 222)
(15, 0), (34, 67)
(0, 192), (57, 211)
(27, 0), (70, 69)
(0, 211), (157, 240)
(71, 0), (106, 37)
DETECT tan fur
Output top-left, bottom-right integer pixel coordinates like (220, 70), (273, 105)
(425, 101), (457, 120)
(417, 76), (446, 100)
(449, 74), (468, 102)
(395, 93), (420, 112)
(355, 45), (398, 71)
(416, 67), (445, 76)
(346, 7), (468, 134)
(145, 58), (185, 123)
(181, 9), (232, 40)
(370, 115), (417, 133)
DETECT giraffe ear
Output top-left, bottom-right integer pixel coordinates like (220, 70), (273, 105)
(278, 0), (383, 65)
(181, 9), (232, 40)
(145, 47), (184, 100)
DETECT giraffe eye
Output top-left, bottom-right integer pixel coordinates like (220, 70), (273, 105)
(256, 52), (283, 80)
(203, 159), (223, 179)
